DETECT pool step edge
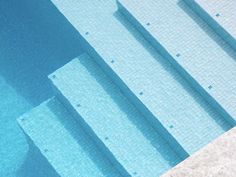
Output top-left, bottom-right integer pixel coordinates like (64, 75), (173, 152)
(60, 25), (190, 160)
(184, 0), (236, 51)
(17, 98), (122, 177)
(117, 0), (236, 126)
(49, 54), (190, 175)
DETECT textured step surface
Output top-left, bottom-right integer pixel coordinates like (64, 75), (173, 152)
(162, 127), (236, 177)
(51, 0), (233, 154)
(18, 98), (121, 177)
(49, 54), (183, 177)
(185, 0), (236, 50)
(118, 0), (236, 122)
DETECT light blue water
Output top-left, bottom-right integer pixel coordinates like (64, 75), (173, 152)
(1, 0), (235, 176)
(0, 0), (83, 176)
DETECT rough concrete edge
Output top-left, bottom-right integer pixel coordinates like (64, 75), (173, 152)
(162, 126), (236, 177)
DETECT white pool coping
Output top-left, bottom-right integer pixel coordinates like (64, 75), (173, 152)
(162, 126), (236, 177)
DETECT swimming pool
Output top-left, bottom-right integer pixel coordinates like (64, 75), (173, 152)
(1, 0), (235, 177)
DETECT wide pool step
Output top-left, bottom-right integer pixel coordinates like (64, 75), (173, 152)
(18, 98), (122, 177)
(51, 0), (233, 154)
(184, 0), (236, 50)
(117, 0), (236, 123)
(49, 54), (184, 177)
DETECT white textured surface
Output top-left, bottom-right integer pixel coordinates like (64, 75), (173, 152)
(162, 127), (236, 177)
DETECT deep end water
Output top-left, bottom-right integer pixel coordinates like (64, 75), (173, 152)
(0, 0), (83, 176)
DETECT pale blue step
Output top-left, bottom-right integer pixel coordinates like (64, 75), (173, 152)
(50, 0), (233, 154)
(49, 54), (183, 177)
(184, 0), (236, 50)
(18, 98), (122, 177)
(117, 0), (236, 123)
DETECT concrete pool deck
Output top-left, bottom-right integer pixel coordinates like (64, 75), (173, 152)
(162, 127), (236, 177)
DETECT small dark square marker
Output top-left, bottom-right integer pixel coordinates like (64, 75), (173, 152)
(146, 22), (151, 26)
(85, 32), (89, 35)
(176, 53), (181, 57)
(216, 13), (220, 17)
(208, 85), (213, 90)
(133, 172), (137, 175)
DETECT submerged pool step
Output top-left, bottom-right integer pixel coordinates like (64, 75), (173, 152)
(117, 0), (236, 123)
(18, 98), (122, 177)
(49, 54), (183, 177)
(184, 0), (236, 50)
(51, 0), (233, 154)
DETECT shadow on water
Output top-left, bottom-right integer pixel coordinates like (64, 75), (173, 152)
(0, 0), (83, 176)
(0, 0), (84, 106)
(178, 0), (236, 61)
(17, 137), (60, 177)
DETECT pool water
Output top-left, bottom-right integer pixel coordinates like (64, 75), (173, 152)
(0, 0), (83, 176)
(1, 0), (235, 177)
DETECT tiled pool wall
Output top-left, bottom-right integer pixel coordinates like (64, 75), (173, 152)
(1, 0), (235, 177)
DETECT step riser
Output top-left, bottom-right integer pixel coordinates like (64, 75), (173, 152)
(18, 129), (61, 177)
(18, 98), (123, 177)
(66, 28), (189, 159)
(51, 0), (233, 155)
(52, 86), (131, 177)
(184, 0), (236, 51)
(117, 0), (236, 127)
(50, 55), (190, 176)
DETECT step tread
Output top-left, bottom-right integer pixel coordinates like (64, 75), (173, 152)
(193, 0), (236, 43)
(185, 0), (236, 50)
(49, 54), (182, 177)
(51, 0), (232, 154)
(118, 0), (236, 120)
(18, 98), (121, 177)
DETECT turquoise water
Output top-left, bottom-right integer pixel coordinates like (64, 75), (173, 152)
(1, 0), (235, 177)
(0, 0), (83, 176)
